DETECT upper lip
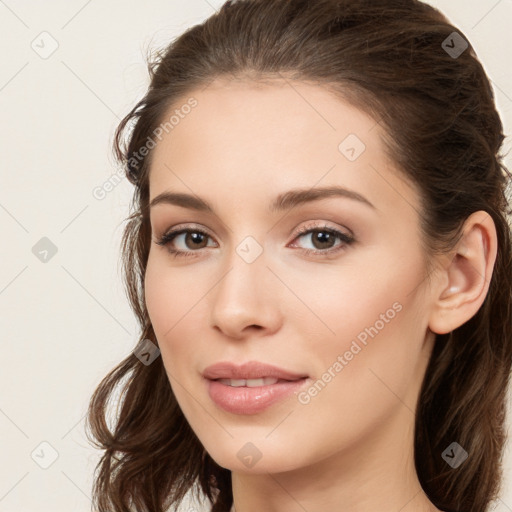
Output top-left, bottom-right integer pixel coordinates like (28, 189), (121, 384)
(202, 361), (308, 381)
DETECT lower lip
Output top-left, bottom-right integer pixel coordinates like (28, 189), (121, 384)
(206, 378), (309, 415)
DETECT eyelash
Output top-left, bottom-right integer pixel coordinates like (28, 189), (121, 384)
(154, 223), (355, 259)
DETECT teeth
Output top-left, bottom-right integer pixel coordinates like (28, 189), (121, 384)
(218, 377), (279, 387)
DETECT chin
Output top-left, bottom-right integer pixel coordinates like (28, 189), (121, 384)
(203, 440), (306, 474)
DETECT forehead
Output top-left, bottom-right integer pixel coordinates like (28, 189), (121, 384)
(151, 77), (380, 163)
(148, 78), (419, 218)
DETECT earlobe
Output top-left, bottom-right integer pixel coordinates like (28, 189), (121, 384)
(428, 211), (498, 335)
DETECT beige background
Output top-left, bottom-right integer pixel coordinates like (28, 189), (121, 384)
(0, 0), (511, 511)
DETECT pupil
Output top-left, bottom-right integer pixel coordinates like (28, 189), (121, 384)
(189, 232), (206, 248)
(314, 231), (332, 249)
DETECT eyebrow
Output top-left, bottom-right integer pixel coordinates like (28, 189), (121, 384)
(149, 185), (376, 213)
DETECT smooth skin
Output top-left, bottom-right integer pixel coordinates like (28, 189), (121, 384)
(144, 77), (497, 512)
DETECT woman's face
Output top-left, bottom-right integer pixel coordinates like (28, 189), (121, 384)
(145, 78), (437, 473)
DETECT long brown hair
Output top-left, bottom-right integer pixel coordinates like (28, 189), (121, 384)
(85, 1), (512, 511)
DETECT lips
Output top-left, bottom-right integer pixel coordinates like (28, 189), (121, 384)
(202, 360), (308, 381)
(203, 362), (310, 414)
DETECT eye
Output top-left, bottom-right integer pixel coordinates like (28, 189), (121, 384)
(288, 223), (355, 256)
(154, 222), (355, 259)
(154, 224), (216, 258)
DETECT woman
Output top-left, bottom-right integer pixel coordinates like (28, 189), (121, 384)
(86, 1), (512, 511)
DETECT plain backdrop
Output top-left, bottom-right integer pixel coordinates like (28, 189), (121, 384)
(1, 1), (511, 511)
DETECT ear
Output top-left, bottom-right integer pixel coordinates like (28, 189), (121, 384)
(428, 211), (498, 335)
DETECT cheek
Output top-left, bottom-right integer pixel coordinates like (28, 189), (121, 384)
(287, 260), (401, 348)
(145, 257), (172, 334)
(144, 255), (207, 374)
(144, 252), (197, 330)
(295, 251), (427, 413)
(144, 258), (184, 356)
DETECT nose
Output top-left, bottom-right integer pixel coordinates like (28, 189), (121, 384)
(209, 249), (282, 340)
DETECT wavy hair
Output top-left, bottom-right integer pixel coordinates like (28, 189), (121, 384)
(85, 1), (512, 511)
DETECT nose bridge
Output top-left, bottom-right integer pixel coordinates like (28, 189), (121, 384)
(217, 234), (268, 305)
(209, 234), (281, 335)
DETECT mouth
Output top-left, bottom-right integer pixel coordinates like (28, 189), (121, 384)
(205, 375), (309, 415)
(202, 360), (308, 382)
(213, 377), (304, 387)
(202, 360), (310, 414)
